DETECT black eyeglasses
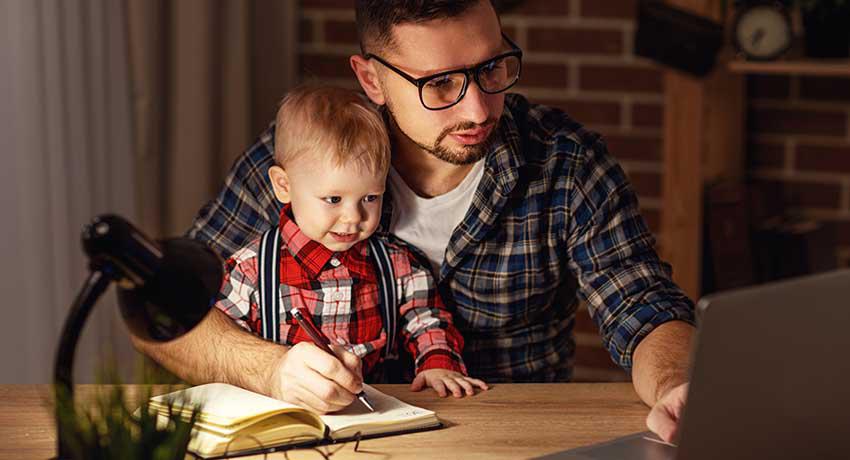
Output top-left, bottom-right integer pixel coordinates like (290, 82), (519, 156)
(199, 431), (364, 459)
(364, 33), (523, 110)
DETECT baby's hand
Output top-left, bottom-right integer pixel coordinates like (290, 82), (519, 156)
(410, 369), (488, 398)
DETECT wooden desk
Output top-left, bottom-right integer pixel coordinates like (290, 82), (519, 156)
(0, 383), (649, 459)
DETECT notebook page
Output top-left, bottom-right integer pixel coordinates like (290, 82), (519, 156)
(150, 383), (303, 427)
(320, 385), (437, 435)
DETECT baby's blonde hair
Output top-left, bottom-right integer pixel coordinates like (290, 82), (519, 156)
(274, 85), (390, 175)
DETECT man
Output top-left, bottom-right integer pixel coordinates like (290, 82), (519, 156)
(131, 0), (695, 443)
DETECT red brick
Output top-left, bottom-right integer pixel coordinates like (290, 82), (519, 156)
(605, 135), (662, 161)
(580, 0), (637, 20)
(580, 65), (662, 93)
(299, 19), (314, 44)
(748, 142), (785, 170)
(800, 77), (850, 102)
(747, 75), (791, 100)
(299, 53), (354, 79)
(527, 27), (623, 55)
(324, 19), (358, 44)
(748, 108), (847, 137)
(300, 0), (351, 9)
(517, 62), (569, 89)
(632, 103), (662, 128)
(756, 180), (842, 209)
(501, 0), (569, 16)
(628, 171), (662, 199)
(796, 145), (850, 174)
(538, 99), (621, 126)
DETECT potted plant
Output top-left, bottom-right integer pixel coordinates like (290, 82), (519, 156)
(53, 366), (201, 459)
(797, 0), (850, 58)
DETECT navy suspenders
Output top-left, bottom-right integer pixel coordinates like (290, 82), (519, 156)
(367, 238), (398, 360)
(258, 227), (282, 343)
(257, 227), (398, 361)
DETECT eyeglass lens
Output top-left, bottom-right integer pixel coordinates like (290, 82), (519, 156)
(420, 54), (520, 109)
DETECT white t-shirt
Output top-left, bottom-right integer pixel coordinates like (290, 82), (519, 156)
(387, 160), (486, 275)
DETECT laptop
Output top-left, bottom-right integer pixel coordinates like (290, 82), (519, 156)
(535, 269), (850, 460)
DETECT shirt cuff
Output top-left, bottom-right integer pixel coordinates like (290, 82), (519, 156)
(416, 349), (467, 375)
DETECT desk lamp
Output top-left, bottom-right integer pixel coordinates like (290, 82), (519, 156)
(53, 215), (222, 459)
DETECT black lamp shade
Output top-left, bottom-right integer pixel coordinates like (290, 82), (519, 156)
(80, 214), (222, 341)
(118, 238), (222, 341)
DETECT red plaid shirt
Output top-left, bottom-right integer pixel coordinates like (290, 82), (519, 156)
(215, 206), (466, 378)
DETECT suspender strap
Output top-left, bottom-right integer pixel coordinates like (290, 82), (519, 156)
(368, 238), (398, 360)
(258, 227), (281, 343)
(257, 229), (398, 360)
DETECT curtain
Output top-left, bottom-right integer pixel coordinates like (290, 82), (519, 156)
(127, 0), (298, 239)
(0, 0), (137, 383)
(0, 0), (297, 383)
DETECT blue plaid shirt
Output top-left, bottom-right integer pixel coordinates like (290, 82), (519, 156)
(187, 93), (695, 382)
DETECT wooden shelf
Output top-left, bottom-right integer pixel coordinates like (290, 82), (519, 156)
(728, 59), (850, 77)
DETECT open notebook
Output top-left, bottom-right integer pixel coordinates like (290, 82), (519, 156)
(148, 383), (441, 458)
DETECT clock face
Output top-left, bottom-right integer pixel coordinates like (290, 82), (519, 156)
(735, 5), (792, 60)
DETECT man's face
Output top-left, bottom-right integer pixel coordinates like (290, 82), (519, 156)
(376, 0), (507, 165)
(281, 156), (386, 253)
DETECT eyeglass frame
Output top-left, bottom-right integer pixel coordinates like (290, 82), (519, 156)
(198, 431), (364, 459)
(363, 32), (523, 111)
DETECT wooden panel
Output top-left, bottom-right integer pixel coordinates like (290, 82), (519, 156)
(660, 0), (745, 298)
(703, 54), (746, 181)
(661, 73), (706, 298)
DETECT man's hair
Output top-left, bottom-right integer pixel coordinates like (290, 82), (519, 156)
(274, 85), (390, 175)
(355, 0), (488, 54)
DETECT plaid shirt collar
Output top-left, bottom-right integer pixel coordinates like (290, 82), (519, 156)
(278, 205), (374, 281)
(380, 98), (528, 279)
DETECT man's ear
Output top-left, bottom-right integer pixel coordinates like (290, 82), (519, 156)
(268, 166), (292, 203)
(350, 54), (386, 106)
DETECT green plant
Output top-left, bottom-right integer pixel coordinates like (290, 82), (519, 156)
(53, 366), (201, 460)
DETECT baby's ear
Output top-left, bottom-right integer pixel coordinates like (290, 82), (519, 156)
(268, 166), (292, 203)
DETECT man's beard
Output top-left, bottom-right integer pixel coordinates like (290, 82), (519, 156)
(385, 103), (498, 166)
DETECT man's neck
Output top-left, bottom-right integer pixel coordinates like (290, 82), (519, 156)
(389, 126), (476, 199)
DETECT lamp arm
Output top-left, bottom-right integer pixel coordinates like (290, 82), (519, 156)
(53, 268), (114, 459)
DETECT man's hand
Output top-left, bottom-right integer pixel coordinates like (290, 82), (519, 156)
(410, 369), (488, 397)
(646, 382), (688, 444)
(269, 342), (364, 414)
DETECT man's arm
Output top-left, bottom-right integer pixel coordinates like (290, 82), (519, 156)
(632, 320), (695, 443)
(564, 138), (696, 373)
(632, 320), (695, 405)
(130, 308), (283, 394)
(130, 301), (364, 413)
(561, 135), (696, 442)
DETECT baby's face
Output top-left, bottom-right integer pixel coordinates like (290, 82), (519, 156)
(284, 156), (386, 252)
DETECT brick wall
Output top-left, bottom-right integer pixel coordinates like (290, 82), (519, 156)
(297, 0), (850, 380)
(748, 75), (850, 270)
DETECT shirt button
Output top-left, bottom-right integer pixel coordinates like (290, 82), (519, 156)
(333, 292), (345, 302)
(329, 258), (341, 267)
